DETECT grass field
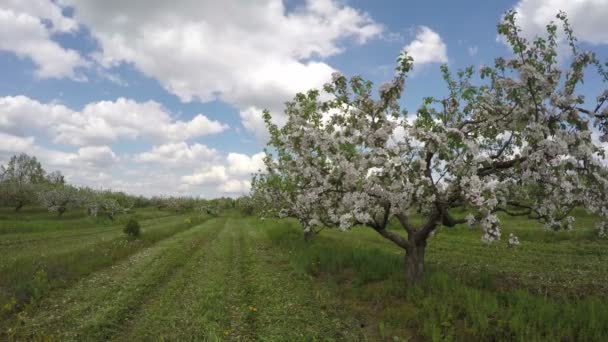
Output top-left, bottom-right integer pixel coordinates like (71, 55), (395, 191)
(1, 207), (607, 340)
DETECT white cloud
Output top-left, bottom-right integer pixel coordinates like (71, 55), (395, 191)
(0, 130), (263, 197)
(0, 132), (35, 152)
(135, 142), (219, 165)
(181, 166), (227, 186)
(513, 0), (608, 45)
(403, 26), (448, 66)
(178, 151), (267, 195)
(0, 95), (228, 146)
(0, 132), (117, 169)
(0, 95), (74, 136)
(218, 179), (251, 194)
(75, 146), (118, 167)
(59, 0), (382, 138)
(468, 46), (479, 57)
(226, 152), (266, 176)
(239, 107), (271, 142)
(0, 2), (86, 79)
(239, 106), (290, 143)
(3, 0), (78, 33)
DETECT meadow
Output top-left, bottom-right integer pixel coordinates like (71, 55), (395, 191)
(1, 207), (607, 341)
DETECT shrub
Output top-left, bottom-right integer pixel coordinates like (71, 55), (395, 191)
(123, 218), (140, 238)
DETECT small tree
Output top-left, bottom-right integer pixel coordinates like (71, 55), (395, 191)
(123, 218), (141, 238)
(257, 11), (608, 285)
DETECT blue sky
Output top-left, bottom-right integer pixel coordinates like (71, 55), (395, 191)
(1, 0), (607, 197)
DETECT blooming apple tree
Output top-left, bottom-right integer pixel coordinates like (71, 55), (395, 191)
(38, 185), (83, 216)
(255, 11), (608, 284)
(81, 190), (123, 221)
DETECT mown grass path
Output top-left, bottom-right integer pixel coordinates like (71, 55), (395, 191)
(4, 216), (366, 341)
(4, 218), (223, 340)
(115, 217), (363, 341)
(0, 214), (194, 280)
(0, 213), (202, 315)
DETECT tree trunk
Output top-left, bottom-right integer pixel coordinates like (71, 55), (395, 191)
(405, 241), (426, 285)
(15, 202), (23, 212)
(304, 230), (313, 242)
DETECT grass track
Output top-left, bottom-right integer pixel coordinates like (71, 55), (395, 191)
(3, 218), (225, 340)
(0, 213), (206, 326)
(111, 218), (366, 341)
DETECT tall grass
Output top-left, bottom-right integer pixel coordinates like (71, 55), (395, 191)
(261, 218), (608, 341)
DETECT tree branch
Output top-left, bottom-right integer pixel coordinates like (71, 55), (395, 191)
(396, 213), (415, 235)
(414, 211), (441, 244)
(491, 132), (514, 159)
(372, 226), (410, 249)
(477, 156), (527, 176)
(441, 211), (466, 227)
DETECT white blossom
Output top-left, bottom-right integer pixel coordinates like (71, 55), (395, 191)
(508, 233), (520, 247)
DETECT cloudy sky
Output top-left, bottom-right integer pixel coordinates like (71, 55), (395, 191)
(1, 0), (607, 197)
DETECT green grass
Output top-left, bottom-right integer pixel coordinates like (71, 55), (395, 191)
(1, 208), (607, 340)
(2, 216), (363, 341)
(261, 216), (608, 341)
(0, 209), (206, 319)
(0, 206), (174, 235)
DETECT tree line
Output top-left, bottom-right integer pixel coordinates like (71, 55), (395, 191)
(0, 153), (245, 219)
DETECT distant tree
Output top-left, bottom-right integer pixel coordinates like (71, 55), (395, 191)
(235, 196), (256, 216)
(132, 195), (152, 208)
(165, 197), (197, 212)
(0, 181), (38, 212)
(45, 171), (65, 186)
(198, 203), (220, 216)
(38, 185), (82, 216)
(81, 189), (123, 221)
(97, 197), (122, 221)
(0, 153), (46, 211)
(105, 191), (134, 213)
(256, 11), (608, 284)
(0, 153), (46, 185)
(150, 196), (167, 210)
